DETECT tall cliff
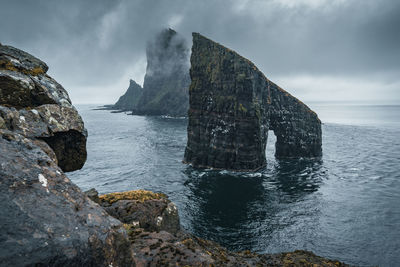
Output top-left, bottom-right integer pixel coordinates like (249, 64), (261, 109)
(114, 79), (143, 111)
(134, 28), (190, 116)
(184, 33), (322, 171)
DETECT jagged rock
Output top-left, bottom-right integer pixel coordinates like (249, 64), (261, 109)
(97, 190), (180, 235)
(0, 43), (86, 172)
(131, 28), (190, 116)
(95, 189), (348, 266)
(0, 130), (134, 266)
(184, 33), (322, 171)
(114, 79), (143, 111)
(125, 226), (349, 267)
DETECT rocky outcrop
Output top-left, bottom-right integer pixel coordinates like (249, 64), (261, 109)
(87, 189), (349, 267)
(87, 189), (180, 235)
(0, 43), (87, 171)
(114, 79), (143, 111)
(184, 33), (322, 171)
(0, 44), (134, 266)
(113, 28), (190, 116)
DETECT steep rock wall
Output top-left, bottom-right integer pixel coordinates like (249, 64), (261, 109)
(184, 33), (322, 171)
(134, 28), (190, 116)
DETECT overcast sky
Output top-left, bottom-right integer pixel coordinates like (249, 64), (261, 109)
(1, 0), (399, 104)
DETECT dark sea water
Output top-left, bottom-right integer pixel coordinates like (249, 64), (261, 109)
(69, 104), (400, 267)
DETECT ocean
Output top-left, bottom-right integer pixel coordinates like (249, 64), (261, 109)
(69, 103), (400, 267)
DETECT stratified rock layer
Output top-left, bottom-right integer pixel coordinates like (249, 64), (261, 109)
(184, 33), (322, 171)
(133, 28), (190, 116)
(114, 79), (143, 111)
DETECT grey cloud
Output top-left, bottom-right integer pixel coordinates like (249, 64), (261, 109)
(0, 0), (399, 103)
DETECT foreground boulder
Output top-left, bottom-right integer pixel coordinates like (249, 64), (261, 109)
(88, 189), (180, 234)
(0, 44), (134, 266)
(0, 43), (86, 171)
(184, 33), (322, 171)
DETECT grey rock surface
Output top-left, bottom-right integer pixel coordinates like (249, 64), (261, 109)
(0, 44), (134, 266)
(0, 43), (86, 172)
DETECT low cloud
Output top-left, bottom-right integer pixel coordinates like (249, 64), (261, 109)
(1, 0), (399, 104)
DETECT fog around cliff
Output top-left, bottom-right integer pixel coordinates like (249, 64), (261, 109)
(1, 0), (399, 104)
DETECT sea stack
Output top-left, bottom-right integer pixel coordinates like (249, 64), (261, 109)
(114, 79), (143, 111)
(184, 33), (322, 171)
(134, 28), (190, 116)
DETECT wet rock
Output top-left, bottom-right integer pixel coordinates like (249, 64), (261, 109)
(0, 131), (134, 266)
(98, 190), (180, 234)
(0, 44), (133, 266)
(0, 43), (48, 75)
(85, 187), (100, 204)
(184, 33), (322, 171)
(113, 79), (143, 111)
(0, 43), (86, 172)
(0, 43), (72, 109)
(132, 28), (190, 116)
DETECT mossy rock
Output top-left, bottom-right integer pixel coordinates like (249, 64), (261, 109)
(99, 189), (167, 204)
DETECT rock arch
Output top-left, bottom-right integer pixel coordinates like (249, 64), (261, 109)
(183, 33), (322, 171)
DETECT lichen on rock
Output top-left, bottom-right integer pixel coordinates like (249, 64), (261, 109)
(0, 44), (133, 266)
(99, 189), (167, 204)
(96, 189), (180, 234)
(0, 43), (86, 172)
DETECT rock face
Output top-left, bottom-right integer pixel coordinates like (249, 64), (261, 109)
(184, 33), (322, 171)
(0, 43), (87, 172)
(114, 28), (190, 116)
(0, 44), (134, 266)
(114, 79), (143, 111)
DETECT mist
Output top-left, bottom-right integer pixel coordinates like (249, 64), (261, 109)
(1, 0), (399, 104)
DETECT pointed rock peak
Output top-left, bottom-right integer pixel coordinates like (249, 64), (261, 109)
(129, 79), (142, 88)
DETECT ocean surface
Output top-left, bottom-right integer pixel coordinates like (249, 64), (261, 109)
(69, 103), (400, 267)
